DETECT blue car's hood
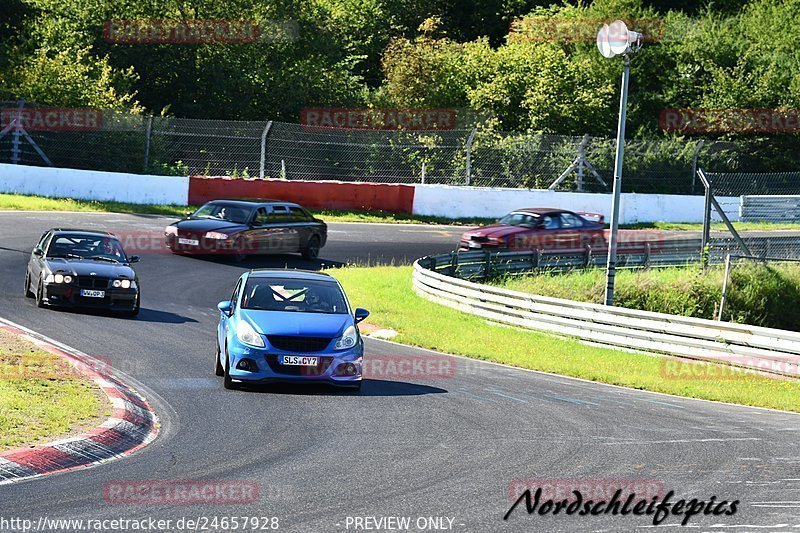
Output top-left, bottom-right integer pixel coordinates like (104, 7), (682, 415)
(239, 310), (351, 337)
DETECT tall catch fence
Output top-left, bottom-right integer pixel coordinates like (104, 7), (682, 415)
(3, 100), (800, 195)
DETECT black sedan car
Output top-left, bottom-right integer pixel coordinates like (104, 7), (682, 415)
(25, 229), (141, 316)
(165, 199), (328, 261)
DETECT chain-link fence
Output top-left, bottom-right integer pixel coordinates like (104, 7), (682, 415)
(700, 169), (800, 261)
(4, 100), (800, 195)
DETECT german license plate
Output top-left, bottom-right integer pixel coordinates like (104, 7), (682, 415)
(468, 242), (482, 248)
(178, 238), (199, 246)
(280, 356), (318, 366)
(80, 289), (105, 298)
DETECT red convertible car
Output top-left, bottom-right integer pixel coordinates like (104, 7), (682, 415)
(459, 208), (606, 252)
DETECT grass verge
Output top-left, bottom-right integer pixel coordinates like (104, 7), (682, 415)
(491, 263), (800, 331)
(0, 193), (491, 226)
(330, 265), (800, 413)
(0, 328), (109, 451)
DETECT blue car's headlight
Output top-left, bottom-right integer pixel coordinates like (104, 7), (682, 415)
(334, 325), (358, 350)
(236, 320), (265, 348)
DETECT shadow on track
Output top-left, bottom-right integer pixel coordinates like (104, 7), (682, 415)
(172, 253), (345, 271)
(34, 305), (198, 323)
(235, 379), (447, 397)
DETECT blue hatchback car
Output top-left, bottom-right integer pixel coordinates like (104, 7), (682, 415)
(215, 269), (369, 390)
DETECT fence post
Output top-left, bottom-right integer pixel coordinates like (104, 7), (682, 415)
(421, 161), (426, 184)
(644, 242), (651, 268)
(690, 139), (704, 194)
(10, 99), (24, 164)
(465, 126), (477, 185)
(259, 120), (273, 179)
(484, 250), (491, 280)
(142, 115), (153, 172)
(584, 245), (592, 268)
(701, 169), (712, 269)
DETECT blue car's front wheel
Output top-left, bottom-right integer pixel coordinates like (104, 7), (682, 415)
(222, 344), (239, 390)
(215, 338), (224, 377)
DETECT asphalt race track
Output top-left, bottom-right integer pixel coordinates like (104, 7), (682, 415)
(0, 211), (798, 532)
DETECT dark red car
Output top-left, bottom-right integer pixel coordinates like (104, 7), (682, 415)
(459, 208), (606, 252)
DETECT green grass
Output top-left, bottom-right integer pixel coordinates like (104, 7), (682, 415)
(329, 265), (800, 412)
(0, 329), (108, 450)
(622, 221), (800, 231)
(0, 193), (492, 226)
(492, 263), (800, 331)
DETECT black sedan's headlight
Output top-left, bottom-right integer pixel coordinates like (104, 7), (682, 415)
(44, 273), (73, 284)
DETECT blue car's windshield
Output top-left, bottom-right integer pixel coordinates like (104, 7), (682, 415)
(240, 278), (348, 314)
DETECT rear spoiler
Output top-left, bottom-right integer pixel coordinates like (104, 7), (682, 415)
(577, 212), (605, 224)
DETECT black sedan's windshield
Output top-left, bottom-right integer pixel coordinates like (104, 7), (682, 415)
(192, 203), (252, 224)
(46, 234), (127, 262)
(240, 278), (348, 314)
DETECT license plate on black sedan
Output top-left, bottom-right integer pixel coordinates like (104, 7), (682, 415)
(178, 238), (199, 246)
(80, 289), (105, 298)
(279, 356), (319, 366)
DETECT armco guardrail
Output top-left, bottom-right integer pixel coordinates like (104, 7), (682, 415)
(422, 240), (705, 281)
(412, 257), (800, 378)
(741, 195), (800, 223)
(428, 235), (800, 281)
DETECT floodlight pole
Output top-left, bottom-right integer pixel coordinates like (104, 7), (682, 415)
(604, 55), (630, 306)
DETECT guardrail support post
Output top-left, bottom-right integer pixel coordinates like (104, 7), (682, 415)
(718, 254), (733, 321)
(484, 250), (491, 280)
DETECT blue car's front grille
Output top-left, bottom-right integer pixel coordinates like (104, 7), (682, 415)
(267, 335), (332, 352)
(265, 355), (334, 376)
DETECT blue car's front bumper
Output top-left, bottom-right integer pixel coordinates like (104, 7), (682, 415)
(226, 337), (363, 388)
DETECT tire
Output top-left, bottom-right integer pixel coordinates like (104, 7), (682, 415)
(231, 237), (247, 263)
(24, 271), (33, 298)
(35, 278), (45, 308)
(223, 345), (238, 390)
(124, 293), (140, 318)
(215, 338), (224, 377)
(301, 235), (321, 260)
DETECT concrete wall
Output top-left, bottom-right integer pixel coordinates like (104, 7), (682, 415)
(0, 163), (189, 205)
(189, 176), (416, 213)
(411, 184), (739, 224)
(0, 162), (741, 223)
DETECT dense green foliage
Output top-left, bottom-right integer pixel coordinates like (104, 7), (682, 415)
(494, 263), (800, 330)
(1, 0), (799, 143)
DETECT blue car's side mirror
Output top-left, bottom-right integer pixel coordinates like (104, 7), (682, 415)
(354, 308), (369, 323)
(217, 301), (233, 316)
(128, 255), (140, 263)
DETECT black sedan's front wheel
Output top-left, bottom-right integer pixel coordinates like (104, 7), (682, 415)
(24, 271), (33, 298)
(35, 278), (45, 308)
